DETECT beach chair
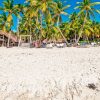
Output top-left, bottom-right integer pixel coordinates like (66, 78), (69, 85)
(76, 41), (90, 48)
(56, 43), (66, 48)
(91, 42), (97, 47)
(46, 43), (53, 48)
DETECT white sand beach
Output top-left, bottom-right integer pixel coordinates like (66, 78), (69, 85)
(0, 47), (100, 100)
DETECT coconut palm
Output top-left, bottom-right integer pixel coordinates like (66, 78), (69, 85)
(74, 0), (100, 44)
(0, 13), (11, 31)
(52, 1), (70, 45)
(0, 0), (100, 46)
(0, 0), (23, 47)
(82, 20), (94, 42)
(91, 21), (100, 41)
(69, 12), (80, 43)
(0, 0), (23, 31)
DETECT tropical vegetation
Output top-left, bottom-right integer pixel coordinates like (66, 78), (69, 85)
(0, 0), (100, 45)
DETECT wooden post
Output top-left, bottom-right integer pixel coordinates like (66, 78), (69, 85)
(2, 35), (4, 46)
(30, 35), (32, 43)
(7, 33), (10, 47)
(18, 35), (21, 47)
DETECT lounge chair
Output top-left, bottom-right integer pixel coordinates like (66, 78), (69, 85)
(46, 43), (53, 48)
(56, 43), (66, 48)
(91, 42), (97, 47)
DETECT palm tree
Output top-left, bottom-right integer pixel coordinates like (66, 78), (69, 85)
(0, 0), (23, 47)
(69, 12), (80, 43)
(37, 0), (57, 42)
(74, 0), (100, 44)
(0, 13), (10, 31)
(91, 21), (100, 41)
(53, 1), (70, 45)
(82, 20), (93, 42)
(0, 0), (23, 30)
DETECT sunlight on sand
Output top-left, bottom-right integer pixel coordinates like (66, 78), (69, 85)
(0, 47), (100, 100)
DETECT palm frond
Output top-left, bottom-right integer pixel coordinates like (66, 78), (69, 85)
(62, 5), (70, 10)
(90, 2), (100, 6)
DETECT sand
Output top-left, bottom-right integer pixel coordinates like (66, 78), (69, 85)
(0, 47), (100, 100)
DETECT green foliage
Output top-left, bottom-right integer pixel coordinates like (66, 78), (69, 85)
(0, 0), (100, 43)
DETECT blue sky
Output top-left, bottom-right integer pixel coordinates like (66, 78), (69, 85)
(0, 0), (100, 32)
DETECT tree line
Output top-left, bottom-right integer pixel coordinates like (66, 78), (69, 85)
(0, 0), (100, 45)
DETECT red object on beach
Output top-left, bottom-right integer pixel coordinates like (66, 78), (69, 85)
(34, 41), (40, 48)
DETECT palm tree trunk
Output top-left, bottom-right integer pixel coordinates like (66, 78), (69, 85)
(75, 11), (88, 45)
(30, 27), (32, 43)
(57, 27), (69, 46)
(86, 36), (89, 43)
(7, 32), (10, 47)
(17, 18), (19, 36)
(39, 13), (43, 45)
(57, 17), (69, 46)
(74, 31), (77, 43)
(17, 18), (20, 42)
(29, 17), (32, 45)
(2, 35), (5, 46)
(93, 34), (95, 42)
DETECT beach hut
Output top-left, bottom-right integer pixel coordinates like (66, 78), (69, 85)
(0, 30), (18, 47)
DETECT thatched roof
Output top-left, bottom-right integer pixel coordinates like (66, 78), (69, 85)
(0, 30), (9, 37)
(0, 30), (18, 42)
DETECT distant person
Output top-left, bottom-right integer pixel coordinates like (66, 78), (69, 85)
(42, 39), (47, 48)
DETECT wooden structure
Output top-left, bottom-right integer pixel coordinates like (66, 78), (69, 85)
(0, 35), (5, 46)
(18, 35), (32, 47)
(0, 30), (18, 47)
